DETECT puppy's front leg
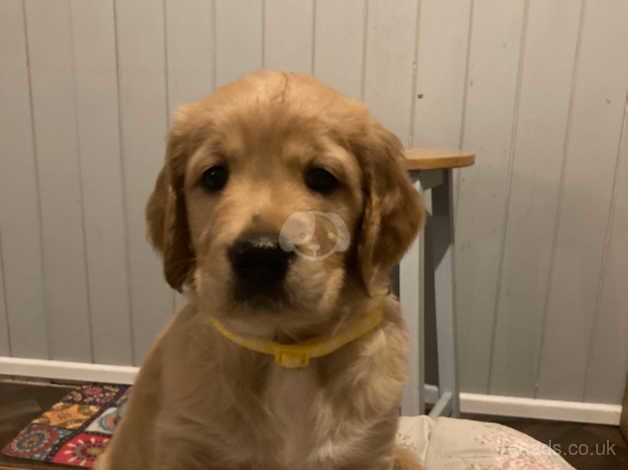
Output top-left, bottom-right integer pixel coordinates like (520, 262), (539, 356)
(96, 344), (164, 470)
(392, 445), (424, 470)
(339, 456), (396, 470)
(338, 448), (423, 470)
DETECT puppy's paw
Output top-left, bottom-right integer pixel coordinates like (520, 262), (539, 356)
(393, 445), (424, 470)
(93, 448), (110, 470)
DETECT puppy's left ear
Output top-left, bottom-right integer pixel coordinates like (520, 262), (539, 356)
(146, 106), (197, 292)
(353, 121), (425, 292)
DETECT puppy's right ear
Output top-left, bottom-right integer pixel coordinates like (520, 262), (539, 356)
(351, 120), (425, 293)
(146, 106), (198, 292)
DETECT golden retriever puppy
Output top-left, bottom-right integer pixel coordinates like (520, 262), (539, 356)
(96, 70), (424, 470)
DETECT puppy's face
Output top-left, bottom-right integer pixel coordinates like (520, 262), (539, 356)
(147, 71), (423, 333)
(185, 122), (363, 328)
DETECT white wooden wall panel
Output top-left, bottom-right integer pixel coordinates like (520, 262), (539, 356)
(264, 0), (313, 74)
(489, 0), (582, 397)
(585, 100), (628, 404)
(0, 0), (48, 359)
(537, 0), (628, 401)
(69, 0), (133, 365)
(164, 0), (216, 308)
(314, 0), (365, 99)
(165, 0), (216, 113)
(25, 0), (92, 361)
(411, 0), (472, 217)
(115, 0), (173, 364)
(455, 0), (526, 393)
(165, 0), (216, 312)
(363, 0), (418, 144)
(1, 0), (626, 406)
(412, 0), (471, 147)
(215, 0), (263, 87)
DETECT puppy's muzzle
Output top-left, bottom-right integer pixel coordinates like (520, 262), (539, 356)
(228, 232), (294, 297)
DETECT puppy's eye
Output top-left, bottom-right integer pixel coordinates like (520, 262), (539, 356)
(201, 165), (229, 192)
(305, 167), (338, 194)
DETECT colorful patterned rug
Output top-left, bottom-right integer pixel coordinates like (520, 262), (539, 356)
(2, 384), (129, 468)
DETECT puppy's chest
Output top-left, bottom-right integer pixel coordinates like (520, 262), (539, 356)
(265, 366), (319, 463)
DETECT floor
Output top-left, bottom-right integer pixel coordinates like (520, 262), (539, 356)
(0, 380), (625, 469)
(0, 381), (75, 470)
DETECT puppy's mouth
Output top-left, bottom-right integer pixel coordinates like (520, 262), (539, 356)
(231, 270), (288, 307)
(227, 231), (294, 308)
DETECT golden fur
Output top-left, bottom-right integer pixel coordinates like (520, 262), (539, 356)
(97, 70), (424, 469)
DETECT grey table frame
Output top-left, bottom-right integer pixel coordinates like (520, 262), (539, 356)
(400, 168), (460, 418)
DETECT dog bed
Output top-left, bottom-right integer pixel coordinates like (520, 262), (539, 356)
(397, 415), (574, 469)
(3, 384), (573, 469)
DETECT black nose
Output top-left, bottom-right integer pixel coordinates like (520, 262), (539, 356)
(228, 232), (294, 287)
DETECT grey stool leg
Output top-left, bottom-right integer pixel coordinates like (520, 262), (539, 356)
(428, 169), (460, 417)
(399, 175), (425, 416)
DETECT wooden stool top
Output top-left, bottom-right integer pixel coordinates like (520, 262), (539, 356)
(404, 148), (475, 170)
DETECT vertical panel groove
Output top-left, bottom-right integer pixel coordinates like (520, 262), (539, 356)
(163, 0), (170, 123)
(534, 0), (586, 397)
(0, 234), (11, 355)
(364, 0), (418, 140)
(68, 3), (95, 363)
(261, 0), (266, 67)
(454, 0), (475, 223)
(310, 0), (316, 76)
(487, 0), (530, 393)
(359, 0), (368, 100)
(215, 0), (263, 85)
(411, 0), (472, 149)
(161, 0), (176, 315)
(112, 0), (137, 365)
(211, 0), (217, 89)
(314, 0), (365, 97)
(407, 0), (422, 145)
(583, 92), (628, 400)
(22, 0), (51, 359)
(264, 0), (314, 74)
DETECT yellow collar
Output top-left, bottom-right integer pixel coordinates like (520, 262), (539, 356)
(208, 305), (384, 368)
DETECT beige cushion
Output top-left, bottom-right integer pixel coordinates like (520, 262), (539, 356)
(396, 416), (574, 469)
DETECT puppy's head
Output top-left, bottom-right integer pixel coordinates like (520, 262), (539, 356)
(147, 71), (423, 332)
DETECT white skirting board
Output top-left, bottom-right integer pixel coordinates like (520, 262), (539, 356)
(459, 392), (622, 426)
(0, 357), (138, 385)
(0, 357), (622, 426)
(422, 385), (621, 425)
